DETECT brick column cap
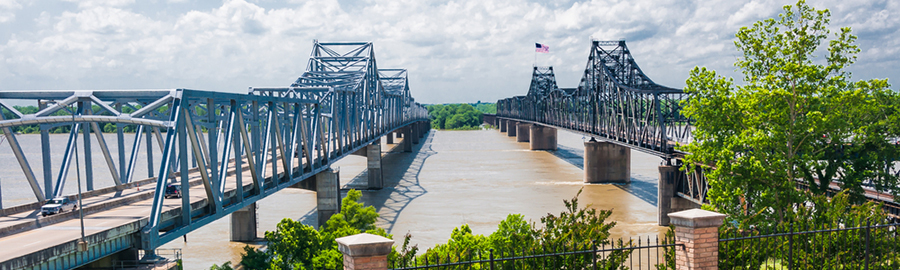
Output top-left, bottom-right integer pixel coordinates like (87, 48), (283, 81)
(668, 209), (726, 228)
(336, 233), (393, 257)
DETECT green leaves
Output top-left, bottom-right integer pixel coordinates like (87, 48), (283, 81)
(683, 0), (898, 227)
(236, 189), (390, 270)
(405, 188), (630, 269)
(427, 103), (484, 130)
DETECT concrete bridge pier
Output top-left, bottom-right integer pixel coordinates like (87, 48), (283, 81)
(386, 132), (393, 144)
(583, 138), (630, 183)
(230, 202), (258, 241)
(507, 121), (517, 137)
(403, 125), (413, 152)
(529, 125), (557, 150)
(658, 165), (678, 226)
(351, 140), (384, 189)
(316, 168), (340, 228)
(411, 123), (421, 145)
(499, 119), (507, 132)
(419, 121), (428, 138)
(516, 123), (531, 142)
(366, 140), (383, 189)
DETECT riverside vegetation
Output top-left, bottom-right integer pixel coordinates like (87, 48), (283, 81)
(209, 189), (632, 270)
(427, 103), (495, 130)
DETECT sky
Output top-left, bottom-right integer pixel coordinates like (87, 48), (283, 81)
(0, 0), (897, 104)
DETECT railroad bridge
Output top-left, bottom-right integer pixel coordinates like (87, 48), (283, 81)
(0, 41), (430, 269)
(488, 40), (900, 225)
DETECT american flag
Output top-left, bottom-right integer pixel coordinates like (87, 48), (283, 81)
(535, 43), (549, 53)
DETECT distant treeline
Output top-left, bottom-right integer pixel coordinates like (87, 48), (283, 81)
(427, 102), (495, 130)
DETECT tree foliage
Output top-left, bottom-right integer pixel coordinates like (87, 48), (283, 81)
(427, 104), (483, 130)
(236, 189), (391, 270)
(681, 0), (898, 226)
(394, 189), (631, 269)
(473, 102), (496, 114)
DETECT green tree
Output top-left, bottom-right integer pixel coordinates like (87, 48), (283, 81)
(681, 0), (897, 226)
(427, 104), (483, 130)
(407, 189), (630, 269)
(235, 189), (391, 270)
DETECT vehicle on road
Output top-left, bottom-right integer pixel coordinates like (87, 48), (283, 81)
(41, 197), (77, 217)
(165, 184), (182, 198)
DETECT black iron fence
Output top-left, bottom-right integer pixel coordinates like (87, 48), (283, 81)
(719, 222), (900, 269)
(389, 235), (677, 270)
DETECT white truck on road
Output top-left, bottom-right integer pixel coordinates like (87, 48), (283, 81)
(41, 197), (77, 217)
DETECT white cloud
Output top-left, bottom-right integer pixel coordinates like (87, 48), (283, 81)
(0, 0), (21, 23)
(0, 0), (897, 102)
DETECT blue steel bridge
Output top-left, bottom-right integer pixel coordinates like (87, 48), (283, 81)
(489, 40), (900, 225)
(0, 41), (430, 269)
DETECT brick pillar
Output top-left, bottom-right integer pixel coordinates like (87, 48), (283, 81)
(668, 209), (725, 270)
(337, 233), (393, 270)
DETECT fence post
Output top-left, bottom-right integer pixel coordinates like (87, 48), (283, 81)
(336, 233), (394, 270)
(865, 220), (870, 270)
(668, 209), (726, 270)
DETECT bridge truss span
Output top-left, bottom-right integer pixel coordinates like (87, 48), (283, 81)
(497, 40), (692, 159)
(0, 41), (428, 260)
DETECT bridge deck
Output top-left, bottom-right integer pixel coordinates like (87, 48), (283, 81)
(0, 131), (382, 268)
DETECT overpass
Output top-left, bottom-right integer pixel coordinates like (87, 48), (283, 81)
(490, 40), (900, 225)
(0, 41), (430, 269)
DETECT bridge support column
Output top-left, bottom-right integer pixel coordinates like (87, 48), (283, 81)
(584, 139), (630, 183)
(396, 130), (402, 138)
(658, 165), (679, 226)
(529, 125), (557, 150)
(411, 123), (421, 144)
(516, 123), (531, 142)
(230, 202), (258, 241)
(367, 141), (383, 190)
(507, 121), (517, 137)
(499, 119), (507, 132)
(403, 126), (413, 152)
(316, 168), (340, 228)
(386, 132), (393, 144)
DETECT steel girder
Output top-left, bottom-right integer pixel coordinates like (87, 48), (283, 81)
(0, 41), (427, 252)
(497, 40), (693, 159)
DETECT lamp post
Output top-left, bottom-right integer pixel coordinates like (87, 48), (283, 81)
(73, 111), (87, 252)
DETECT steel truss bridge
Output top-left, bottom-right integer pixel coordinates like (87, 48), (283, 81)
(496, 40), (707, 201)
(494, 40), (900, 219)
(0, 41), (427, 266)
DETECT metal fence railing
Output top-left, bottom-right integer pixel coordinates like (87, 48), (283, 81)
(719, 222), (900, 269)
(389, 235), (677, 270)
(112, 248), (182, 270)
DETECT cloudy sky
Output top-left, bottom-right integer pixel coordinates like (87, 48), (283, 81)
(0, 0), (897, 104)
